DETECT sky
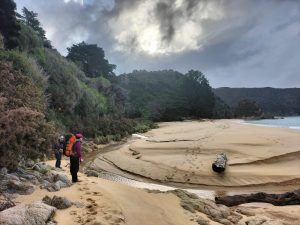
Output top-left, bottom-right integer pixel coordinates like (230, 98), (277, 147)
(15, 0), (300, 88)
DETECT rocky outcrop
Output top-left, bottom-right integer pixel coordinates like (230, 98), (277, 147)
(0, 195), (15, 212)
(0, 202), (56, 225)
(238, 216), (290, 225)
(215, 189), (300, 207)
(171, 189), (242, 224)
(0, 164), (72, 195)
(42, 195), (72, 209)
(85, 169), (99, 177)
(172, 189), (290, 225)
(0, 168), (34, 195)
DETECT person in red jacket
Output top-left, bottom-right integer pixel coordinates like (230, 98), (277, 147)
(70, 133), (84, 183)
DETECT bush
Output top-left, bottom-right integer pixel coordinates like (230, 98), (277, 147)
(0, 59), (46, 112)
(74, 82), (108, 118)
(235, 99), (262, 118)
(0, 50), (47, 89)
(33, 48), (83, 112)
(17, 23), (43, 53)
(0, 62), (56, 169)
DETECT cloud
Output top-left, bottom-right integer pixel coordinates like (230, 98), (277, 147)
(108, 0), (226, 55)
(14, 0), (300, 88)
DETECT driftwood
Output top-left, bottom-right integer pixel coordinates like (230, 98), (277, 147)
(215, 189), (300, 207)
(212, 153), (227, 173)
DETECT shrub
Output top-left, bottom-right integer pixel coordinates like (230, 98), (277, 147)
(0, 50), (47, 89)
(0, 60), (46, 112)
(0, 62), (56, 169)
(33, 48), (83, 112)
(17, 23), (43, 53)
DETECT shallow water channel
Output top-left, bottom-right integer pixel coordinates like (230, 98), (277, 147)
(96, 170), (217, 199)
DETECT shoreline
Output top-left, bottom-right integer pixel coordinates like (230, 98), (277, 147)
(88, 119), (300, 192)
(240, 116), (300, 131)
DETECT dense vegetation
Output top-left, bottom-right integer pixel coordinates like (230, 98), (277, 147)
(234, 99), (262, 118)
(118, 70), (217, 121)
(0, 0), (231, 169)
(214, 87), (300, 116)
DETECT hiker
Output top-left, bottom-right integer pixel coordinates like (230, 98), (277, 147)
(53, 135), (65, 169)
(70, 133), (84, 183)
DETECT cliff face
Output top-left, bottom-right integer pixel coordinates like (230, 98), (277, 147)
(214, 87), (300, 116)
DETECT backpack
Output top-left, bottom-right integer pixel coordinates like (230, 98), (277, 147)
(64, 134), (76, 157)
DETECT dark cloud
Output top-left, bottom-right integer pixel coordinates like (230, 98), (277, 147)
(154, 1), (176, 42)
(15, 0), (300, 88)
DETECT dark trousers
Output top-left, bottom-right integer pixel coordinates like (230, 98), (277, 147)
(55, 152), (62, 168)
(70, 156), (80, 182)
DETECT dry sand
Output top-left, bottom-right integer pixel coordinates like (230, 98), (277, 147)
(15, 120), (300, 224)
(16, 160), (300, 225)
(94, 120), (300, 190)
(17, 160), (199, 225)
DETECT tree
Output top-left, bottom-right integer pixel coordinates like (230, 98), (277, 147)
(185, 70), (215, 118)
(235, 99), (262, 118)
(67, 42), (116, 79)
(20, 7), (52, 48)
(0, 0), (20, 49)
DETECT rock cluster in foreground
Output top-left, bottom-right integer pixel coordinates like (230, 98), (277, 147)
(170, 189), (290, 225)
(0, 202), (56, 225)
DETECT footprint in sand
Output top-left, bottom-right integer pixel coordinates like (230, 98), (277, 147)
(93, 192), (103, 196)
(70, 210), (77, 215)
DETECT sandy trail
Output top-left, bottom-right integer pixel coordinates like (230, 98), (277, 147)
(94, 120), (300, 189)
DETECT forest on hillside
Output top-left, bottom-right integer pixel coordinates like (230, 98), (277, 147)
(214, 88), (300, 116)
(0, 0), (231, 169)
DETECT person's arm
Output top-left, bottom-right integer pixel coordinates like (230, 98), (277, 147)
(77, 142), (84, 162)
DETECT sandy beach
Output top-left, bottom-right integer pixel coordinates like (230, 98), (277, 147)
(13, 120), (300, 224)
(92, 120), (300, 191)
(15, 159), (300, 225)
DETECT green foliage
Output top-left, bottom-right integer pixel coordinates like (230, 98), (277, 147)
(74, 82), (108, 119)
(212, 96), (233, 119)
(234, 99), (262, 118)
(17, 23), (44, 52)
(93, 118), (157, 144)
(118, 70), (215, 121)
(0, 62), (56, 169)
(33, 48), (83, 112)
(66, 42), (116, 79)
(0, 0), (20, 49)
(184, 70), (215, 118)
(214, 87), (300, 116)
(0, 50), (47, 89)
(19, 7), (52, 48)
(0, 59), (46, 112)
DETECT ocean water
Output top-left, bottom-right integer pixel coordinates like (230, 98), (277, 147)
(243, 116), (300, 131)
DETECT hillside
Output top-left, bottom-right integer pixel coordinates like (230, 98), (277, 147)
(117, 70), (216, 121)
(214, 87), (300, 116)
